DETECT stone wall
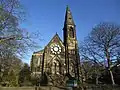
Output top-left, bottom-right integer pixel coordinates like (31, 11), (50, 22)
(1, 86), (120, 90)
(0, 86), (66, 90)
(0, 87), (34, 90)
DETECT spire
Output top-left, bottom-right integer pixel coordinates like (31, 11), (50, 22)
(66, 5), (70, 12)
(64, 5), (75, 27)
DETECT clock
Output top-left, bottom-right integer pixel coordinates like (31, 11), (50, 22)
(50, 44), (61, 54)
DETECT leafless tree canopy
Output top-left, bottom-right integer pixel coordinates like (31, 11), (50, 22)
(80, 22), (120, 85)
(81, 22), (120, 66)
(0, 0), (40, 58)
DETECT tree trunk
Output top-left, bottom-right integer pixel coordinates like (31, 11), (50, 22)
(94, 65), (98, 85)
(109, 70), (115, 85)
(96, 74), (98, 85)
(105, 48), (115, 85)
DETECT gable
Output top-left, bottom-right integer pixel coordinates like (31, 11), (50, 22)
(46, 33), (64, 48)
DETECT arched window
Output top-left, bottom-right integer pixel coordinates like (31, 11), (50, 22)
(59, 62), (62, 74)
(69, 27), (74, 38)
(53, 60), (62, 75)
(54, 62), (57, 74)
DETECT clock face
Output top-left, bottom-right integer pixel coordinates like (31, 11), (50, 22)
(50, 44), (61, 54)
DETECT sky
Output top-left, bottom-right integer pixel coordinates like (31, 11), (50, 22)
(20, 0), (120, 64)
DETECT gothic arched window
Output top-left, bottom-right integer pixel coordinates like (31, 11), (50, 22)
(53, 60), (62, 75)
(69, 27), (74, 38)
(54, 62), (57, 74)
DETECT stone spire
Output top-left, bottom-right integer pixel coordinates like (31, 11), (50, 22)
(63, 6), (76, 45)
(63, 5), (75, 27)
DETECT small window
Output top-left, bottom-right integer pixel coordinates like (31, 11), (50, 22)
(69, 27), (74, 38)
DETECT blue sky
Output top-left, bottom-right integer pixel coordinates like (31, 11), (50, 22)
(20, 0), (120, 64)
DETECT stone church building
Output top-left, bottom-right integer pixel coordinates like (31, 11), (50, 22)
(30, 6), (80, 86)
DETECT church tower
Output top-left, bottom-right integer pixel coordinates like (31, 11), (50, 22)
(63, 6), (79, 78)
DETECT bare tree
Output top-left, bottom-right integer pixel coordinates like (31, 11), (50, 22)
(0, 0), (41, 86)
(81, 22), (120, 85)
(0, 0), (41, 58)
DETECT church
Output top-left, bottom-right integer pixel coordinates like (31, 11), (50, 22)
(30, 6), (80, 86)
